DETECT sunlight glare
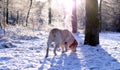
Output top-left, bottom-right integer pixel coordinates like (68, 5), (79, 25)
(35, 0), (47, 2)
(64, 0), (73, 11)
(62, 0), (74, 15)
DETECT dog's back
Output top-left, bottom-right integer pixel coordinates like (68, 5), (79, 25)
(48, 28), (62, 43)
(50, 29), (73, 43)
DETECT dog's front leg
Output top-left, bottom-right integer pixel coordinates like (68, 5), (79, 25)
(54, 44), (59, 56)
(64, 41), (69, 52)
(65, 44), (68, 52)
(61, 44), (65, 53)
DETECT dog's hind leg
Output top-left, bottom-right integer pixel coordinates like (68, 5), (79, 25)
(45, 44), (49, 57)
(45, 39), (52, 58)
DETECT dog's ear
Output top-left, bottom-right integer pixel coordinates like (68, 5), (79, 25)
(69, 39), (78, 48)
(69, 44), (72, 48)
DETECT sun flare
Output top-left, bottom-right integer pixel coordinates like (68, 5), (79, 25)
(64, 0), (73, 12)
(60, 0), (74, 15)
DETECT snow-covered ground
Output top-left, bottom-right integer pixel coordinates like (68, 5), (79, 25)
(0, 27), (120, 70)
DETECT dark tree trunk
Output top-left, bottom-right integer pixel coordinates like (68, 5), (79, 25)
(26, 0), (32, 26)
(117, 1), (120, 32)
(3, 0), (7, 26)
(16, 11), (19, 25)
(72, 0), (77, 33)
(48, 0), (52, 24)
(117, 15), (120, 32)
(6, 0), (9, 24)
(84, 0), (99, 46)
(99, 0), (103, 32)
(0, 0), (2, 28)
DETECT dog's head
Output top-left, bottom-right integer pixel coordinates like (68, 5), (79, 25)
(69, 39), (78, 52)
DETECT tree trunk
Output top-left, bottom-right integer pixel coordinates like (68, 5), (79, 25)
(3, 0), (7, 27)
(117, 15), (120, 32)
(72, 0), (77, 33)
(48, 0), (52, 24)
(0, 0), (2, 28)
(16, 11), (19, 25)
(117, 1), (120, 32)
(84, 0), (99, 46)
(99, 0), (103, 32)
(6, 0), (9, 24)
(26, 0), (32, 26)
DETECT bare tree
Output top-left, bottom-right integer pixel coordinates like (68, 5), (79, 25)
(0, 0), (2, 28)
(3, 0), (9, 25)
(116, 1), (120, 32)
(99, 0), (103, 32)
(84, 0), (99, 46)
(6, 0), (9, 24)
(0, 0), (6, 34)
(16, 11), (19, 25)
(48, 0), (52, 24)
(72, 0), (77, 33)
(26, 0), (32, 26)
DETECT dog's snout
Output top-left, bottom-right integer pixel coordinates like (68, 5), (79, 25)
(72, 47), (76, 52)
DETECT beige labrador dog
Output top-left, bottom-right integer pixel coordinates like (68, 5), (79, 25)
(45, 28), (78, 58)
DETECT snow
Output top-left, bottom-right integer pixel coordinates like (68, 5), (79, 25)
(0, 27), (120, 70)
